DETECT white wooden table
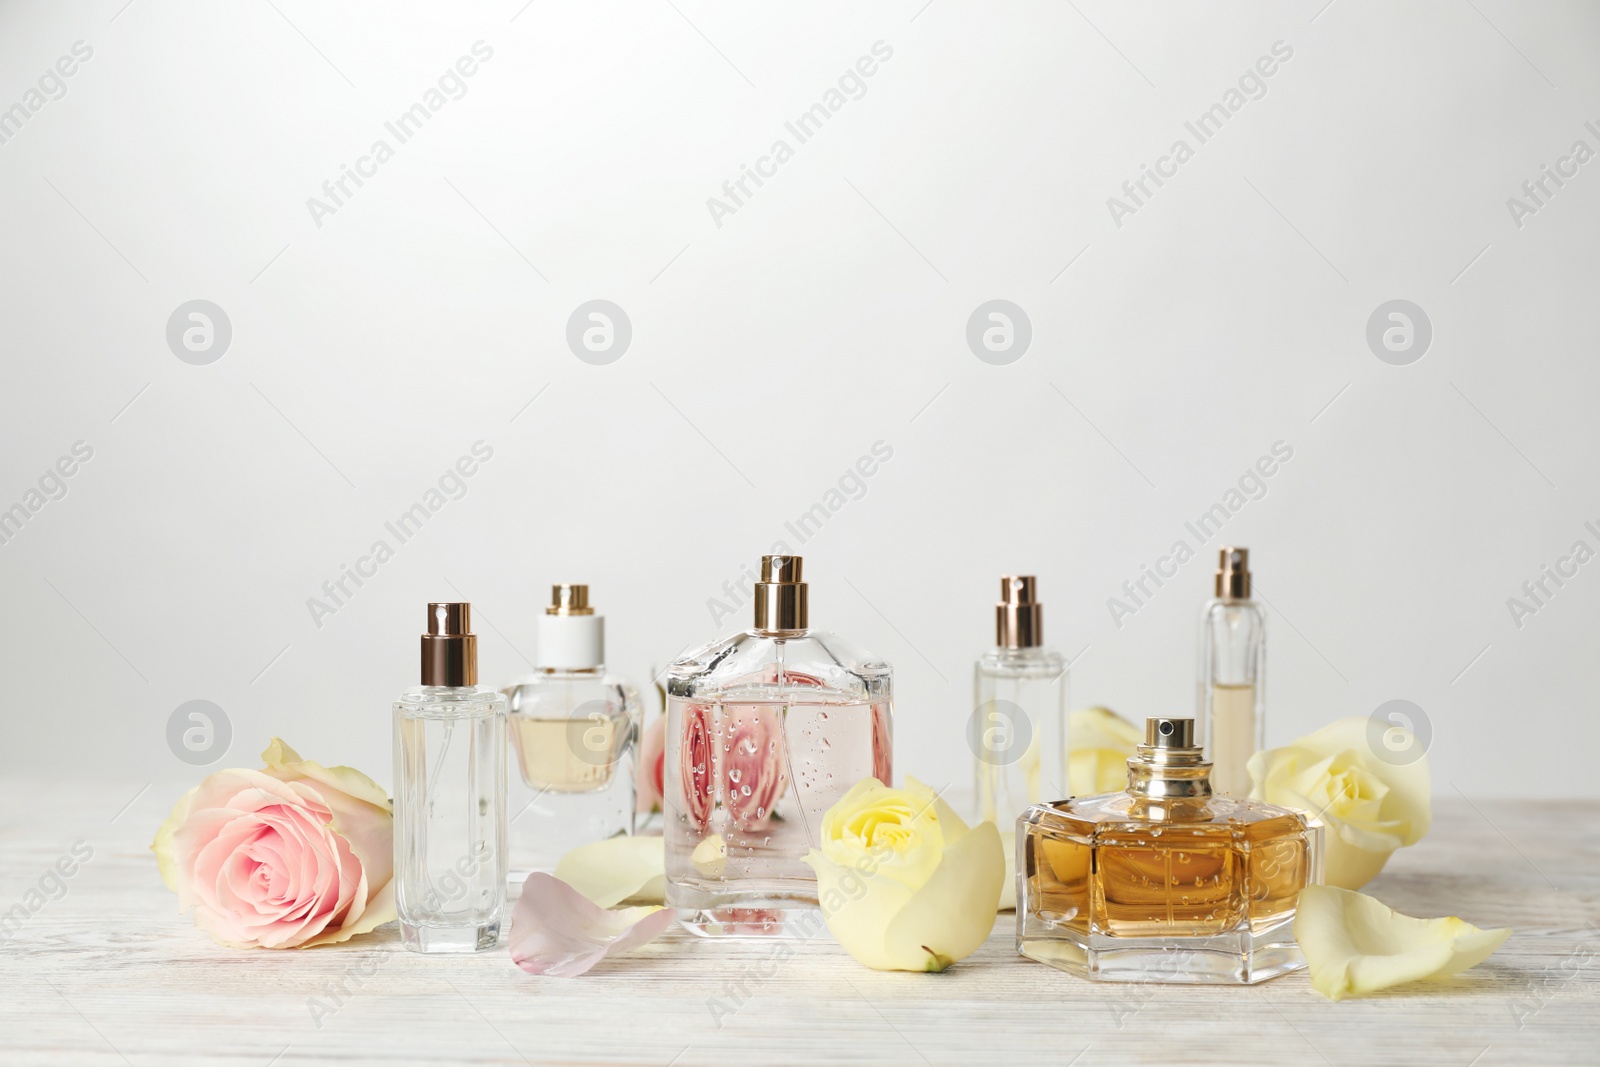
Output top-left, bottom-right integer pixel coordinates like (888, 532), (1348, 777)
(2, 779), (1595, 1066)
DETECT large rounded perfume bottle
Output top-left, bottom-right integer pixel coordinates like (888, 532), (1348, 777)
(664, 555), (893, 937)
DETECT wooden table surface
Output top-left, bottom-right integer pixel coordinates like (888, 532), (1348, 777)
(1, 779), (1595, 1066)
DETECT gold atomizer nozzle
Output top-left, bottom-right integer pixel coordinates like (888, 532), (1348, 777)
(1127, 716), (1213, 799)
(547, 584), (593, 616)
(996, 575), (1043, 649)
(753, 555), (808, 632)
(421, 602), (478, 686)
(1215, 546), (1251, 600)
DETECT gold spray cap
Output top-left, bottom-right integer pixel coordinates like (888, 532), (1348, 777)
(1215, 546), (1251, 599)
(1128, 717), (1213, 798)
(996, 575), (1042, 649)
(547, 584), (593, 616)
(421, 602), (477, 686)
(753, 555), (808, 632)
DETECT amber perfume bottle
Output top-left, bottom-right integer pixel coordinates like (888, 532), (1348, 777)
(1198, 546), (1265, 795)
(1018, 717), (1318, 984)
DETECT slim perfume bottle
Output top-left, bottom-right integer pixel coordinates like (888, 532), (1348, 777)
(503, 584), (641, 888)
(1018, 717), (1319, 984)
(1198, 547), (1266, 795)
(664, 555), (892, 937)
(974, 576), (1067, 829)
(393, 602), (508, 953)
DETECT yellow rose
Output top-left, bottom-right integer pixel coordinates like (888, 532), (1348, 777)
(804, 777), (1003, 972)
(1248, 717), (1430, 890)
(1067, 706), (1141, 795)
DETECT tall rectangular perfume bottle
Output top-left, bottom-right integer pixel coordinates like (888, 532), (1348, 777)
(503, 584), (641, 888)
(393, 603), (508, 953)
(1018, 717), (1318, 984)
(664, 555), (892, 937)
(1198, 547), (1265, 795)
(974, 576), (1067, 829)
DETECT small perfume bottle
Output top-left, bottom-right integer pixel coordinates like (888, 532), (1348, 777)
(503, 584), (641, 887)
(974, 576), (1067, 829)
(1198, 547), (1266, 795)
(1018, 717), (1319, 984)
(393, 603), (508, 953)
(664, 555), (892, 937)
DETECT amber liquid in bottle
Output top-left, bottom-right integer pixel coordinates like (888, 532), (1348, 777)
(1017, 717), (1318, 984)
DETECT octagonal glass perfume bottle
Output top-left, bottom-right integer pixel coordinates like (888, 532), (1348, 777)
(1017, 717), (1319, 984)
(664, 555), (893, 937)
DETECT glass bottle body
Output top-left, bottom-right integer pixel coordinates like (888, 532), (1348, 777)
(393, 685), (507, 953)
(1017, 789), (1319, 984)
(664, 628), (892, 937)
(503, 668), (641, 887)
(1198, 599), (1266, 795)
(973, 646), (1067, 829)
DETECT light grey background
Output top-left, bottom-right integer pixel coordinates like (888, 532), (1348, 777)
(1, 1), (1595, 797)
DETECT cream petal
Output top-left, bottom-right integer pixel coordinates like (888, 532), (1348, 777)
(260, 738), (392, 813)
(150, 786), (197, 893)
(1295, 885), (1511, 1001)
(879, 820), (1005, 972)
(1068, 708), (1141, 796)
(552, 836), (665, 908)
(804, 849), (918, 970)
(509, 873), (672, 977)
(996, 829), (1016, 912)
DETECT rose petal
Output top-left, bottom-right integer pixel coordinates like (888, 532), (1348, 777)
(1295, 885), (1511, 1001)
(509, 873), (673, 977)
(881, 820), (1004, 972)
(996, 830), (1016, 912)
(552, 837), (665, 908)
(1067, 707), (1141, 796)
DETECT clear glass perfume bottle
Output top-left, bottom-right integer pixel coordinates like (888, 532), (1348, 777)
(974, 576), (1067, 829)
(393, 602), (508, 953)
(664, 555), (892, 937)
(503, 584), (641, 889)
(1018, 717), (1319, 984)
(1198, 546), (1266, 796)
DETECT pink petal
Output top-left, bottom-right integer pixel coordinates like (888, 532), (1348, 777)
(509, 873), (672, 977)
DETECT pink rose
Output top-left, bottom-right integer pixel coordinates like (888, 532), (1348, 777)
(151, 739), (395, 949)
(676, 703), (788, 832)
(679, 705), (714, 831)
(724, 706), (786, 830)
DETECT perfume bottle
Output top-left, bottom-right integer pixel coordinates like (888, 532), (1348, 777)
(664, 555), (892, 937)
(393, 602), (508, 953)
(1018, 717), (1318, 984)
(1198, 546), (1266, 795)
(974, 576), (1067, 829)
(503, 584), (641, 887)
